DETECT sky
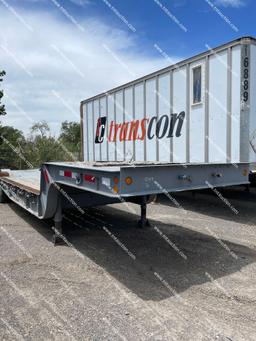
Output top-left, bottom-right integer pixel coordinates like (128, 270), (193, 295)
(0, 0), (255, 136)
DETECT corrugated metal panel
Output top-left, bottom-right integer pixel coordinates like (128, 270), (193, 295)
(107, 94), (115, 161)
(172, 66), (186, 163)
(146, 78), (157, 162)
(208, 50), (228, 163)
(240, 43), (250, 162)
(249, 44), (256, 162)
(134, 82), (144, 161)
(82, 37), (256, 105)
(231, 45), (241, 163)
(115, 90), (124, 161)
(190, 58), (205, 163)
(87, 102), (94, 161)
(124, 87), (133, 160)
(94, 99), (100, 161)
(82, 38), (256, 165)
(158, 73), (171, 162)
(100, 96), (107, 161)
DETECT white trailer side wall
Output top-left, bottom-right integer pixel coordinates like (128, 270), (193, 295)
(82, 103), (88, 161)
(158, 73), (171, 162)
(231, 45), (241, 163)
(82, 40), (256, 165)
(99, 96), (108, 161)
(94, 99), (100, 161)
(208, 50), (228, 163)
(172, 67), (186, 163)
(124, 87), (133, 160)
(87, 102), (94, 161)
(146, 78), (157, 162)
(115, 91), (124, 161)
(107, 94), (115, 161)
(134, 83), (144, 161)
(249, 44), (256, 163)
(189, 60), (205, 163)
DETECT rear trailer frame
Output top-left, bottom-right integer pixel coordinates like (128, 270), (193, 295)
(0, 162), (249, 243)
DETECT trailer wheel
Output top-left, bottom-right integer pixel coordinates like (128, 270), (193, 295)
(0, 187), (9, 203)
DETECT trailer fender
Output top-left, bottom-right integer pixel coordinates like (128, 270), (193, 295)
(39, 167), (60, 219)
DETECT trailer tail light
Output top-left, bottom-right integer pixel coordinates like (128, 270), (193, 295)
(113, 176), (119, 184)
(84, 174), (96, 183)
(43, 169), (50, 184)
(64, 170), (72, 178)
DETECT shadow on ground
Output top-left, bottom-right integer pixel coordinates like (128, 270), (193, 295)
(6, 195), (256, 302)
(157, 186), (256, 226)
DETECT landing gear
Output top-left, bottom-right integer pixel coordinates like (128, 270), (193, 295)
(53, 196), (65, 245)
(137, 196), (151, 228)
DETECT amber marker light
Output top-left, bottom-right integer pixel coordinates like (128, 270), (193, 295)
(125, 176), (133, 185)
(113, 185), (119, 193)
(243, 169), (248, 176)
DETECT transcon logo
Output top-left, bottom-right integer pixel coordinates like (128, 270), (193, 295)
(95, 112), (185, 144)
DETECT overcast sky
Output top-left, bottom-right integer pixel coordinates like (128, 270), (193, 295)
(0, 0), (254, 136)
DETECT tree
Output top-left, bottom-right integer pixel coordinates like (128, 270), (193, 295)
(30, 120), (50, 138)
(0, 70), (7, 117)
(0, 125), (26, 169)
(59, 121), (81, 160)
(27, 121), (65, 167)
(0, 120), (82, 170)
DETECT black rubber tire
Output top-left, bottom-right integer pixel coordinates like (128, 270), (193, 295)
(0, 187), (9, 203)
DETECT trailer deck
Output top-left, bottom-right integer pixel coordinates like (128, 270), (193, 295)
(1, 169), (40, 195)
(1, 161), (250, 197)
(0, 161), (251, 244)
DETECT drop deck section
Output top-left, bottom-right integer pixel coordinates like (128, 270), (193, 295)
(0, 161), (250, 244)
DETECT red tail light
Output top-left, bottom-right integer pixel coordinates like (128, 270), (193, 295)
(64, 170), (72, 178)
(84, 174), (95, 183)
(43, 169), (49, 184)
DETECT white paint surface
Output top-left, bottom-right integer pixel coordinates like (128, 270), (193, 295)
(208, 51), (228, 163)
(83, 41), (255, 166)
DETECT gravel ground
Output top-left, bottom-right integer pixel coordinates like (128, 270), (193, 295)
(0, 187), (256, 340)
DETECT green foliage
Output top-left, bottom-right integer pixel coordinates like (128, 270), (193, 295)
(59, 121), (81, 160)
(0, 120), (81, 170)
(25, 121), (65, 167)
(24, 137), (65, 168)
(0, 70), (7, 117)
(30, 120), (50, 138)
(0, 125), (26, 169)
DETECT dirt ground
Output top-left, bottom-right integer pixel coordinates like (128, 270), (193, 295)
(0, 187), (256, 340)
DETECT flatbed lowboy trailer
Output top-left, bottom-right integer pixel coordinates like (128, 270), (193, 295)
(0, 36), (255, 243)
(0, 162), (249, 243)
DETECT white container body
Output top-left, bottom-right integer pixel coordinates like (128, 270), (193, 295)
(81, 37), (256, 165)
